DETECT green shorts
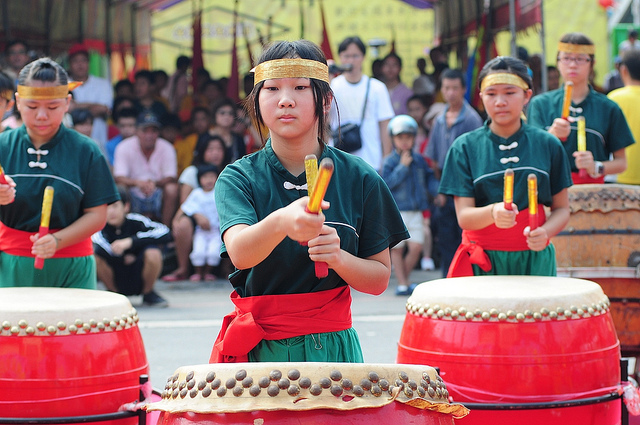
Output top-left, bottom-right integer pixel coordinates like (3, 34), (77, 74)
(0, 253), (97, 289)
(248, 328), (364, 363)
(472, 243), (557, 276)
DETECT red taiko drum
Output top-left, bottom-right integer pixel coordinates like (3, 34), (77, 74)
(145, 363), (469, 424)
(397, 276), (621, 425)
(0, 288), (149, 425)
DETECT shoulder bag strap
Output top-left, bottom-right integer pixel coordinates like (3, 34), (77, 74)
(359, 77), (371, 125)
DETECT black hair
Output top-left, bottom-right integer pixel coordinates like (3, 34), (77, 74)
(212, 98), (237, 124)
(153, 69), (168, 82)
(440, 68), (467, 88)
(477, 56), (533, 91)
(558, 33), (595, 62)
(383, 52), (403, 69)
(338, 36), (366, 55)
(191, 106), (211, 122)
(407, 93), (433, 109)
(18, 57), (69, 86)
(70, 108), (93, 125)
(193, 133), (230, 168)
(0, 70), (15, 95)
(202, 79), (223, 93)
(622, 48), (640, 81)
(6, 40), (28, 54)
(111, 96), (137, 120)
(116, 185), (130, 205)
(116, 106), (139, 122)
(134, 70), (154, 84)
(629, 28), (639, 38)
(176, 55), (191, 69)
(114, 79), (133, 93)
(245, 40), (333, 147)
(161, 113), (182, 130)
(196, 163), (219, 183)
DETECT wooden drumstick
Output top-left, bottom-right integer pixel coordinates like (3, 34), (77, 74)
(576, 116), (588, 179)
(559, 81), (573, 142)
(34, 186), (54, 269)
(503, 169), (514, 211)
(306, 158), (334, 278)
(527, 174), (538, 232)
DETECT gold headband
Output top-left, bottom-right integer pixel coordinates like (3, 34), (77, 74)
(0, 89), (12, 102)
(17, 81), (83, 100)
(252, 59), (329, 86)
(480, 73), (530, 92)
(557, 42), (595, 56)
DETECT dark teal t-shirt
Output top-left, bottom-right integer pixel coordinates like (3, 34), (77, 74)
(0, 125), (119, 231)
(214, 140), (409, 297)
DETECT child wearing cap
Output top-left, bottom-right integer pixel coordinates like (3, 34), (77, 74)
(177, 164), (221, 282)
(382, 115), (439, 296)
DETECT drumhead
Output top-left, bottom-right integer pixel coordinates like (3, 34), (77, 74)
(407, 276), (610, 323)
(0, 287), (139, 336)
(146, 362), (468, 418)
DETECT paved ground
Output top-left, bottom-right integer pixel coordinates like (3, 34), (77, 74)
(117, 267), (443, 389)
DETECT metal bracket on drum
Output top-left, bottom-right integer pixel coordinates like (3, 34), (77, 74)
(459, 391), (621, 411)
(557, 266), (640, 279)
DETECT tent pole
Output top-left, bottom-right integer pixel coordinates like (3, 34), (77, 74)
(509, 0), (516, 57)
(540, 0), (548, 92)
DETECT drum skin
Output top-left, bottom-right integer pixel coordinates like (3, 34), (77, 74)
(0, 288), (149, 425)
(397, 276), (621, 425)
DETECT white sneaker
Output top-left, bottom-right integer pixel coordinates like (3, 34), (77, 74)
(421, 257), (435, 271)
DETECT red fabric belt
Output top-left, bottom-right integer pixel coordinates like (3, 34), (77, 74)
(0, 222), (93, 257)
(447, 207), (547, 278)
(571, 171), (604, 185)
(210, 285), (353, 363)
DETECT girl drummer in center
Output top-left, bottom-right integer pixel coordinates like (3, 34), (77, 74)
(439, 56), (572, 277)
(210, 40), (408, 363)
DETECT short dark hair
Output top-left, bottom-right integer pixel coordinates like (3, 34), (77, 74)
(116, 107), (138, 122)
(196, 164), (219, 183)
(383, 52), (403, 68)
(70, 108), (93, 125)
(176, 55), (191, 69)
(338, 36), (366, 55)
(0, 70), (15, 94)
(622, 48), (640, 81)
(6, 40), (28, 54)
(161, 113), (181, 130)
(116, 185), (130, 205)
(440, 68), (466, 88)
(134, 70), (154, 84)
(114, 79), (133, 93)
(477, 56), (532, 91)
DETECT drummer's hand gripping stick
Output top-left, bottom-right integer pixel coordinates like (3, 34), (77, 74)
(305, 157), (334, 278)
(34, 186), (54, 270)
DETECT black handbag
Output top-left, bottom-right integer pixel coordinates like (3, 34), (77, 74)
(334, 77), (371, 153)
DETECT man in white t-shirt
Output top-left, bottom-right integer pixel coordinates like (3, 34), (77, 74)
(67, 43), (113, 154)
(331, 36), (395, 170)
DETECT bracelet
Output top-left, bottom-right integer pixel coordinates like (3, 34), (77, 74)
(51, 233), (60, 249)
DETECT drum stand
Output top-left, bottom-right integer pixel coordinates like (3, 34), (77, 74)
(0, 375), (149, 425)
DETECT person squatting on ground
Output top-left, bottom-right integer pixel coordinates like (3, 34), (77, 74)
(210, 39), (408, 363)
(92, 186), (170, 307)
(381, 114), (438, 296)
(439, 56), (573, 277)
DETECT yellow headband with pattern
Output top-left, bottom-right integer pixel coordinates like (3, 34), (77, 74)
(0, 89), (12, 101)
(557, 42), (595, 56)
(17, 81), (83, 100)
(480, 73), (530, 92)
(252, 59), (329, 86)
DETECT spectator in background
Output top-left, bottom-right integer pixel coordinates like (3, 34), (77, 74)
(108, 96), (137, 140)
(428, 46), (449, 102)
(331, 36), (395, 170)
(406, 93), (433, 158)
(93, 186), (171, 307)
(412, 57), (436, 97)
(382, 52), (414, 115)
(547, 65), (561, 91)
(106, 107), (138, 167)
(152, 70), (170, 109)
(3, 40), (31, 83)
(426, 68), (483, 277)
(68, 43), (113, 155)
(604, 56), (624, 93)
(160, 113), (190, 176)
(134, 70), (168, 119)
(371, 58), (384, 81)
(163, 134), (230, 282)
(113, 112), (178, 227)
(608, 48), (640, 185)
(69, 108), (94, 139)
(114, 79), (134, 98)
(178, 68), (211, 123)
(0, 71), (15, 132)
(207, 98), (246, 162)
(179, 106), (212, 174)
(165, 55), (191, 113)
(619, 28), (640, 54)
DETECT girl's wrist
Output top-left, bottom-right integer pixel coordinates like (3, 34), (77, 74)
(490, 203), (497, 222)
(51, 233), (61, 249)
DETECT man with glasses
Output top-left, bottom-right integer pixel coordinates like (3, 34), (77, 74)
(3, 41), (31, 83)
(528, 33), (634, 184)
(331, 36), (395, 171)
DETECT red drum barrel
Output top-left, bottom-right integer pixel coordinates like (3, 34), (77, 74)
(146, 363), (469, 424)
(397, 276), (621, 425)
(552, 183), (640, 357)
(0, 288), (149, 424)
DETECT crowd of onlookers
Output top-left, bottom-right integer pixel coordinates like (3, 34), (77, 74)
(1, 32), (637, 304)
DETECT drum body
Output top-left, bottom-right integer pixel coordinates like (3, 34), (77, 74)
(0, 288), (149, 425)
(552, 184), (640, 355)
(397, 276), (621, 425)
(146, 363), (468, 424)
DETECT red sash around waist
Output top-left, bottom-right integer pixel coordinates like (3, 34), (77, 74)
(447, 207), (547, 278)
(571, 171), (605, 185)
(0, 222), (93, 257)
(210, 285), (353, 363)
